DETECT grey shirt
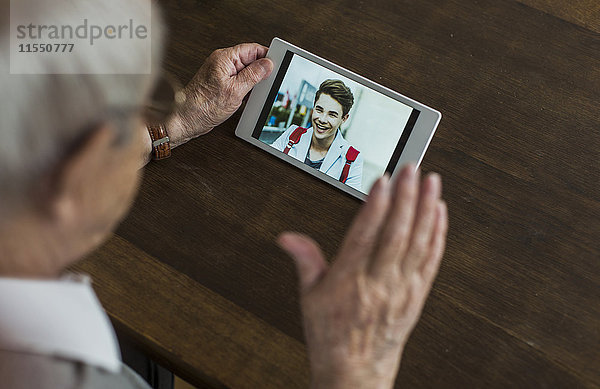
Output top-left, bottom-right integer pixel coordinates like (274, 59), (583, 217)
(0, 351), (151, 389)
(0, 275), (151, 389)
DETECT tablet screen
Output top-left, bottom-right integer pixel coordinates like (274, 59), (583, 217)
(251, 50), (420, 194)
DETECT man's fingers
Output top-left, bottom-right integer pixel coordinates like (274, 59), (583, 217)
(334, 175), (391, 274)
(420, 201), (448, 283)
(278, 232), (328, 294)
(235, 57), (274, 97)
(402, 173), (442, 275)
(368, 164), (419, 278)
(229, 43), (269, 72)
(237, 43), (269, 64)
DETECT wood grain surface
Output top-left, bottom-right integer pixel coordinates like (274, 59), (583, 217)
(75, 0), (599, 388)
(76, 236), (308, 388)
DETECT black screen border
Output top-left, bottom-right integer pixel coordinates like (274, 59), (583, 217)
(252, 50), (294, 139)
(385, 108), (420, 174)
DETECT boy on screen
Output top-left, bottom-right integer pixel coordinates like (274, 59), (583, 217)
(271, 79), (364, 191)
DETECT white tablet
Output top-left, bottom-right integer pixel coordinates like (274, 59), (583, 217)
(235, 38), (441, 200)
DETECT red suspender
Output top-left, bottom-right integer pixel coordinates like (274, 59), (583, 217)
(283, 127), (308, 154)
(340, 146), (360, 183)
(284, 126), (359, 183)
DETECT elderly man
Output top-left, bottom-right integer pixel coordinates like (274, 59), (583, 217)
(0, 2), (447, 389)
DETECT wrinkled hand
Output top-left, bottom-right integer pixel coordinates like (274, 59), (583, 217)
(167, 43), (273, 147)
(278, 165), (448, 389)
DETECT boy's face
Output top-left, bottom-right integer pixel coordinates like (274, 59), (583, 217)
(311, 94), (348, 141)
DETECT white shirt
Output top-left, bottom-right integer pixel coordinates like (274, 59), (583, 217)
(0, 274), (122, 373)
(271, 125), (364, 191)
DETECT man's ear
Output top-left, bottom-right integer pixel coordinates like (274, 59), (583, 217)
(45, 124), (117, 225)
(342, 114), (349, 123)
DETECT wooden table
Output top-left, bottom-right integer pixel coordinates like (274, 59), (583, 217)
(74, 0), (600, 387)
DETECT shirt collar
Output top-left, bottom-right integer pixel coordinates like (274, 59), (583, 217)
(320, 129), (346, 173)
(0, 274), (121, 373)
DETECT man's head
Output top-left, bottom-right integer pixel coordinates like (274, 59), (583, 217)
(311, 79), (354, 141)
(0, 2), (163, 277)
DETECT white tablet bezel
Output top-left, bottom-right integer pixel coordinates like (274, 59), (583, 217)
(235, 37), (441, 200)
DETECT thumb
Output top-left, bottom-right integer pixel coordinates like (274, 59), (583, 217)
(277, 232), (328, 294)
(235, 58), (274, 96)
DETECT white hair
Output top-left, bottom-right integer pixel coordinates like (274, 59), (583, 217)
(0, 1), (163, 216)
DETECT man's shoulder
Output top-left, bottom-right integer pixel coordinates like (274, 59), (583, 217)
(337, 132), (361, 154)
(0, 351), (151, 389)
(288, 124), (308, 133)
(279, 124), (298, 138)
(286, 125), (313, 139)
(340, 139), (363, 165)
